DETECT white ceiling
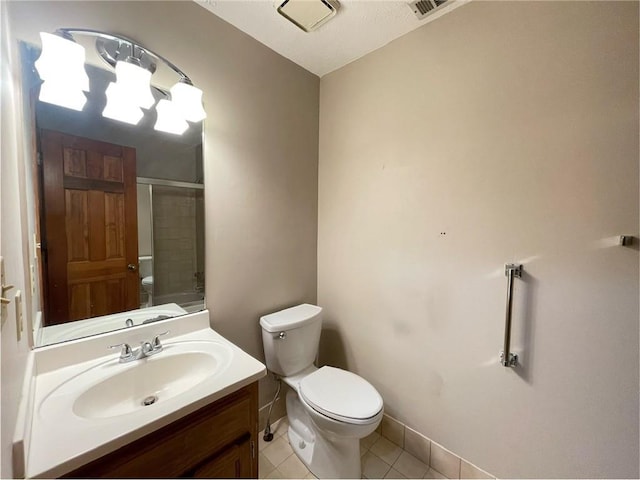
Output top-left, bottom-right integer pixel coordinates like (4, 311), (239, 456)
(195, 0), (468, 77)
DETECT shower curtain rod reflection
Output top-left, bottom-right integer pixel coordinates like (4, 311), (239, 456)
(137, 177), (204, 190)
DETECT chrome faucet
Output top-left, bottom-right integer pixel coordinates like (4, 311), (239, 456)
(109, 331), (169, 363)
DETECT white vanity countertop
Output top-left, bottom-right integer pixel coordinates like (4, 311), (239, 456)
(25, 311), (266, 479)
(37, 303), (188, 346)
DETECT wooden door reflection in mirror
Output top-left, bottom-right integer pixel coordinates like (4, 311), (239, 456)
(41, 130), (139, 325)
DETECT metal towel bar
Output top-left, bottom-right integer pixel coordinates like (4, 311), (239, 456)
(500, 264), (522, 367)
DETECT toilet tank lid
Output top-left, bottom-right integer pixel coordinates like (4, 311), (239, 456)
(260, 304), (322, 333)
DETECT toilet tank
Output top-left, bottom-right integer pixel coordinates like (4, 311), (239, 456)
(139, 255), (153, 278)
(260, 304), (322, 377)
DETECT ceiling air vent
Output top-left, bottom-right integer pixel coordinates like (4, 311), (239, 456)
(409, 0), (449, 20)
(276, 0), (340, 32)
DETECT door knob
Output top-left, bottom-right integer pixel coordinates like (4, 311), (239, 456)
(127, 263), (137, 271)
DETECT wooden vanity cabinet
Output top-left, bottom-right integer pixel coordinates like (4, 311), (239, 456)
(63, 382), (258, 479)
(191, 437), (253, 478)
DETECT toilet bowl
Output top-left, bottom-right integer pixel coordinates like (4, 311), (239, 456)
(141, 275), (153, 296)
(139, 256), (153, 307)
(260, 304), (383, 479)
(298, 366), (383, 438)
(141, 275), (154, 308)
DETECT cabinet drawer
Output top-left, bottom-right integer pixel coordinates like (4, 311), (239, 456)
(64, 383), (257, 478)
(191, 436), (252, 478)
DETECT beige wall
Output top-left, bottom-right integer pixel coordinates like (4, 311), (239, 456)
(318, 1), (639, 478)
(3, 3), (318, 475)
(6, 1), (639, 478)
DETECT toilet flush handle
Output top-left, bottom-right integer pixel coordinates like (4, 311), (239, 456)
(278, 332), (287, 340)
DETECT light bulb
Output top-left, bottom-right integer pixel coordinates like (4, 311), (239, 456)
(154, 99), (188, 135)
(170, 81), (206, 122)
(102, 83), (144, 125)
(112, 60), (155, 109)
(38, 81), (87, 111)
(35, 32), (89, 110)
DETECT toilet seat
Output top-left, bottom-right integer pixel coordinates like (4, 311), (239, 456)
(299, 366), (383, 424)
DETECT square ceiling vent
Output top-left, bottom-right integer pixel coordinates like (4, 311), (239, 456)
(276, 0), (340, 32)
(409, 0), (450, 20)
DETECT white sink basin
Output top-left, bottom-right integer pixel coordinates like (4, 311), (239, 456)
(39, 340), (233, 420)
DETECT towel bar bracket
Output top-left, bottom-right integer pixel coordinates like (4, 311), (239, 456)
(505, 264), (522, 278)
(499, 350), (518, 367)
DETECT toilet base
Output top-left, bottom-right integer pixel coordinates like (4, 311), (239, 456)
(286, 390), (362, 479)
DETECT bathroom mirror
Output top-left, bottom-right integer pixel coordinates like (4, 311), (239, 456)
(20, 43), (205, 347)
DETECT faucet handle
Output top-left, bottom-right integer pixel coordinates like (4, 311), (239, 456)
(109, 343), (133, 359)
(152, 331), (170, 349)
(140, 340), (154, 355)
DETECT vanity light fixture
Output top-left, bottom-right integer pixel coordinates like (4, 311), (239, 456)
(34, 32), (90, 111)
(102, 58), (154, 125)
(154, 98), (189, 135)
(169, 80), (207, 122)
(35, 28), (206, 133)
(152, 79), (205, 134)
(102, 83), (144, 125)
(111, 58), (156, 109)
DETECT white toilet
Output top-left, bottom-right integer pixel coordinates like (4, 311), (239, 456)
(138, 256), (154, 307)
(260, 304), (383, 479)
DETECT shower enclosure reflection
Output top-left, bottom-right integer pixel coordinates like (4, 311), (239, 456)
(137, 180), (205, 313)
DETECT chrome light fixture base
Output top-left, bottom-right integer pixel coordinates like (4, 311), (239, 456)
(95, 36), (157, 74)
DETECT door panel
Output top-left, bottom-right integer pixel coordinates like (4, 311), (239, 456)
(88, 190), (106, 261)
(64, 189), (89, 261)
(68, 283), (91, 319)
(41, 129), (139, 325)
(104, 192), (125, 259)
(63, 147), (87, 177)
(104, 155), (124, 182)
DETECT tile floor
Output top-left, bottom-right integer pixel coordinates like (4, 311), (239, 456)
(259, 417), (449, 479)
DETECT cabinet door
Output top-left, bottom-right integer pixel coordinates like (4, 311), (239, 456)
(192, 437), (253, 479)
